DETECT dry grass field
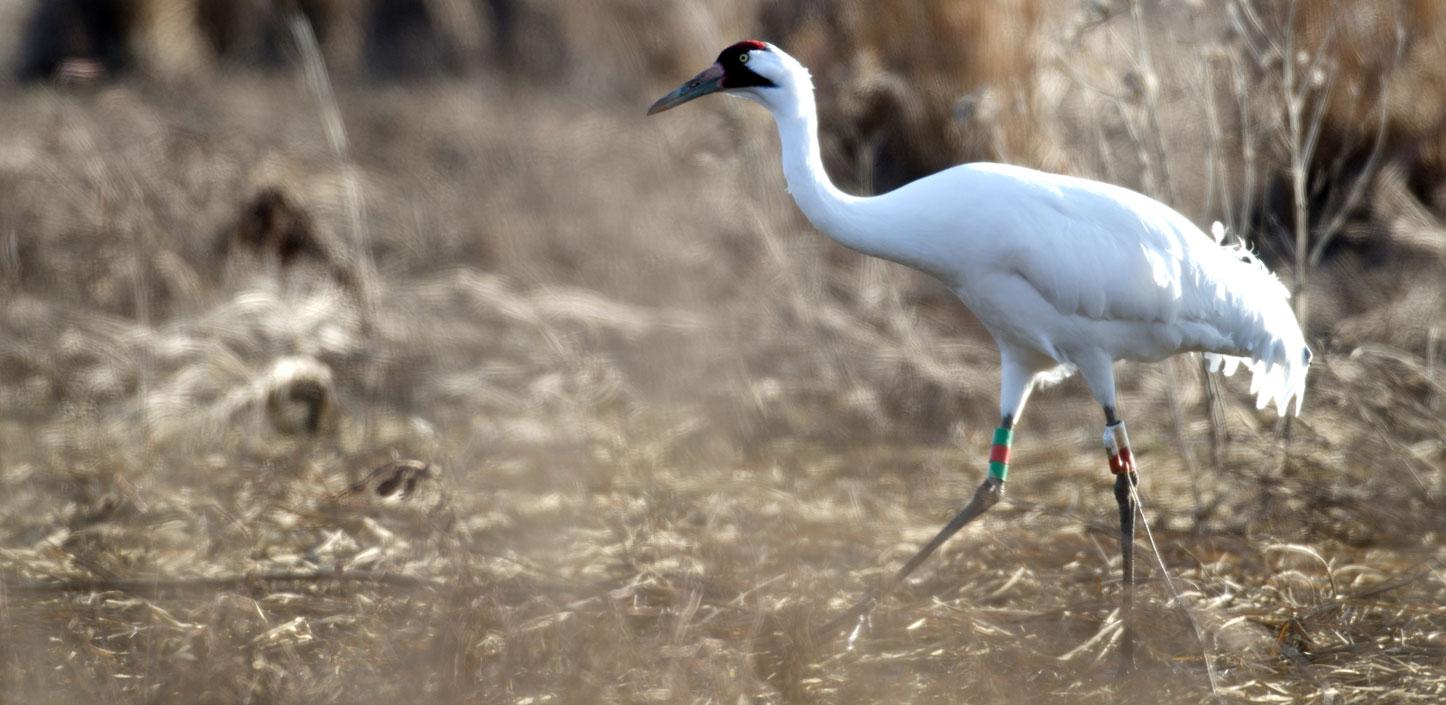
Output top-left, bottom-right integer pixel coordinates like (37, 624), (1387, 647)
(0, 1), (1443, 703)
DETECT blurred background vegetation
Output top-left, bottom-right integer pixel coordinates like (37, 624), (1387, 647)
(0, 1), (1442, 703)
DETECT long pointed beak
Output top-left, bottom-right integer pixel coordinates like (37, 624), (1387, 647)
(647, 64), (726, 115)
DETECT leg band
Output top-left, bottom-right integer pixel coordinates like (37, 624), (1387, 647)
(1104, 421), (1135, 476)
(988, 426), (1013, 482)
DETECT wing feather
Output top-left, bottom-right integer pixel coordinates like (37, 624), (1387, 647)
(970, 165), (1310, 413)
(1002, 177), (1190, 325)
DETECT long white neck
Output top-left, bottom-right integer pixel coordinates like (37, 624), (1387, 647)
(767, 84), (898, 262)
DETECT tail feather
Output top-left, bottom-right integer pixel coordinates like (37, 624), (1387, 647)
(1200, 223), (1311, 416)
(1205, 349), (1309, 415)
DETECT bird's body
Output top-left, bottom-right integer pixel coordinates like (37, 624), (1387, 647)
(650, 40), (1311, 673)
(755, 48), (1309, 417)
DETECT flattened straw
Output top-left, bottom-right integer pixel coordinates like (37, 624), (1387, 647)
(4, 570), (444, 595)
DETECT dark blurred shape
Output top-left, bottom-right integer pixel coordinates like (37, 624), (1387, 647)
(219, 187), (331, 266)
(14, 0), (490, 82)
(213, 186), (373, 335)
(15, 0), (130, 81)
(14, 0), (216, 81)
(216, 187), (360, 290)
(341, 459), (439, 500)
(479, 0), (565, 80)
(1245, 0), (1446, 260)
(261, 356), (337, 436)
(364, 0), (483, 77)
(196, 0), (330, 68)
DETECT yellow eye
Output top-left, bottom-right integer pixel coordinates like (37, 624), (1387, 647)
(739, 53), (749, 64)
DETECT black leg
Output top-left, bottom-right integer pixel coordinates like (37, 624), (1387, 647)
(1104, 413), (1138, 675)
(823, 475), (1004, 634)
(822, 415), (1015, 636)
(1114, 469), (1137, 675)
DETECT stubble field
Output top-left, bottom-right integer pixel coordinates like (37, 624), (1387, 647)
(1, 2), (1444, 703)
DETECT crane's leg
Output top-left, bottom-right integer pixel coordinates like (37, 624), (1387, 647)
(1104, 405), (1138, 676)
(823, 424), (1009, 634)
(1079, 354), (1138, 675)
(823, 358), (1035, 636)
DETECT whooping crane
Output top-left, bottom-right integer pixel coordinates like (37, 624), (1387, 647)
(649, 41), (1311, 671)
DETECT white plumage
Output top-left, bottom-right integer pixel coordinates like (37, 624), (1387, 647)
(650, 41), (1312, 665)
(654, 42), (1309, 420)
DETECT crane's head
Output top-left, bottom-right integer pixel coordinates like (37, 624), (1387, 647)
(647, 41), (795, 116)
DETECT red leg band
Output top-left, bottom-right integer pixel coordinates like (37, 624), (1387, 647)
(1109, 447), (1135, 475)
(988, 444), (1011, 465)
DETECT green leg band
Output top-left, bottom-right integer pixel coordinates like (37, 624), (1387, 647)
(988, 460), (1009, 482)
(987, 426), (1013, 482)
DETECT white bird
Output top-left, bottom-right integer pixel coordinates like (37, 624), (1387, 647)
(649, 41), (1310, 671)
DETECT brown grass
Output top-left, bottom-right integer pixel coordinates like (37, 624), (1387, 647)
(1, 2), (1444, 704)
